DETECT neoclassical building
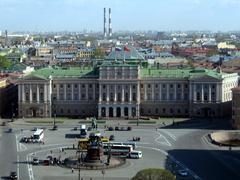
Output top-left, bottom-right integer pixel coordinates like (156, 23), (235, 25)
(18, 62), (238, 118)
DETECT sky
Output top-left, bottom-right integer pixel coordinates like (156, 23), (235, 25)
(0, 0), (240, 32)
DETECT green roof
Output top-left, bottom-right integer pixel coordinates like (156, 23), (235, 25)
(140, 67), (224, 79)
(31, 66), (98, 79)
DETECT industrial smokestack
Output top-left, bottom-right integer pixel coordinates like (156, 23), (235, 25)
(109, 8), (112, 37)
(103, 8), (107, 38)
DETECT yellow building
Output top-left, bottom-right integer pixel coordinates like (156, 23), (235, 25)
(218, 42), (236, 50)
(77, 49), (95, 59)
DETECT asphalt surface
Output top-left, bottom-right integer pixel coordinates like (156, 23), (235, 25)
(0, 118), (240, 180)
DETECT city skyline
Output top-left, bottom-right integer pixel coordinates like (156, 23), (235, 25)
(1, 0), (240, 32)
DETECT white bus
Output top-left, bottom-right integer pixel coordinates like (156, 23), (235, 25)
(103, 144), (133, 157)
(103, 142), (136, 149)
(33, 129), (44, 142)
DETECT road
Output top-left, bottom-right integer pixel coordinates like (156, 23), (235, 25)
(0, 119), (240, 180)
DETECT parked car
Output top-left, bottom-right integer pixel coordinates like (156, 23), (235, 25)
(32, 158), (39, 165)
(129, 150), (142, 159)
(120, 127), (126, 131)
(178, 169), (188, 177)
(32, 127), (37, 131)
(108, 127), (114, 131)
(9, 172), (18, 180)
(43, 159), (50, 166)
(87, 127), (92, 131)
(109, 135), (115, 141)
(8, 128), (13, 133)
(73, 127), (78, 131)
(127, 126), (132, 131)
(115, 126), (119, 131)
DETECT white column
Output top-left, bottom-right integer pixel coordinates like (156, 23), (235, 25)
(201, 84), (204, 102)
(159, 84), (162, 101)
(22, 84), (25, 102)
(113, 107), (116, 117)
(151, 84), (154, 100)
(122, 85), (125, 102)
(18, 84), (21, 102)
(166, 84), (169, 100)
(181, 84), (184, 100)
(29, 84), (33, 103)
(106, 84), (109, 102)
(71, 84), (74, 100)
(86, 84), (88, 101)
(174, 84), (177, 100)
(44, 84), (47, 102)
(144, 84), (147, 100)
(57, 84), (59, 100)
(216, 83), (220, 102)
(193, 84), (196, 101)
(137, 82), (141, 103)
(64, 84), (67, 100)
(37, 84), (40, 103)
(93, 84), (95, 101)
(114, 85), (117, 102)
(78, 84), (81, 100)
(129, 107), (132, 117)
(121, 107), (124, 117)
(98, 106), (101, 117)
(129, 84), (132, 102)
(99, 84), (102, 102)
(208, 85), (211, 102)
(106, 106), (109, 117)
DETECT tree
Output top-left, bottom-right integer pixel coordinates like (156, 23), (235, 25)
(94, 48), (105, 59)
(132, 168), (175, 180)
(0, 56), (12, 69)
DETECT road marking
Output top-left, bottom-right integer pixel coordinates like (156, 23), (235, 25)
(15, 134), (19, 152)
(154, 131), (172, 147)
(20, 143), (28, 151)
(138, 146), (202, 180)
(27, 154), (34, 180)
(159, 129), (177, 141)
(17, 155), (20, 179)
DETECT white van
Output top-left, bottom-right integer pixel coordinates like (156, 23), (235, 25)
(129, 150), (142, 159)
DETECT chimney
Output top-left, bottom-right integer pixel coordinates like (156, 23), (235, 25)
(109, 8), (112, 37)
(103, 8), (107, 38)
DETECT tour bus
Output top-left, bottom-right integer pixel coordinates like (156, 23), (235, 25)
(103, 142), (136, 149)
(33, 129), (44, 142)
(103, 144), (133, 157)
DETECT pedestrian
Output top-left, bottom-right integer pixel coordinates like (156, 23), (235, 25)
(71, 168), (74, 173)
(50, 150), (52, 154)
(156, 127), (157, 131)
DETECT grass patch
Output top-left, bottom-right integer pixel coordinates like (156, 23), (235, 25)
(78, 120), (106, 124)
(128, 120), (156, 124)
(25, 120), (64, 124)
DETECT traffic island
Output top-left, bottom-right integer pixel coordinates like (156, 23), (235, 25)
(209, 131), (240, 147)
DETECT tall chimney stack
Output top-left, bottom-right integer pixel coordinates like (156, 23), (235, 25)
(109, 8), (112, 37)
(103, 8), (107, 38)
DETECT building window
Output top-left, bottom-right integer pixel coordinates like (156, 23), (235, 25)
(74, 84), (78, 88)
(162, 108), (166, 113)
(212, 84), (215, 89)
(148, 84), (151, 88)
(162, 84), (166, 88)
(170, 108), (173, 113)
(162, 93), (166, 100)
(117, 93), (121, 101)
(103, 85), (106, 89)
(133, 85), (136, 89)
(132, 93), (136, 101)
(89, 84), (92, 88)
(197, 92), (201, 101)
(25, 92), (29, 101)
(103, 93), (106, 101)
(177, 109), (181, 114)
(110, 93), (114, 101)
(33, 92), (36, 101)
(184, 93), (188, 100)
(74, 94), (78, 100)
(155, 84), (158, 88)
(185, 84), (188, 88)
(155, 108), (159, 114)
(170, 93), (174, 100)
(185, 109), (188, 114)
(125, 93), (128, 101)
(67, 109), (71, 113)
(53, 84), (56, 88)
(177, 84), (181, 88)
(204, 92), (208, 101)
(81, 93), (85, 99)
(67, 84), (70, 88)
(170, 84), (173, 88)
(60, 84), (63, 88)
(60, 109), (64, 114)
(141, 84), (143, 88)
(177, 93), (181, 100)
(82, 84), (85, 88)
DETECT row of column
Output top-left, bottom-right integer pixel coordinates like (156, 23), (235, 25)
(192, 83), (218, 102)
(98, 106), (138, 118)
(99, 84), (136, 103)
(143, 84), (185, 101)
(19, 84), (48, 103)
(56, 84), (96, 101)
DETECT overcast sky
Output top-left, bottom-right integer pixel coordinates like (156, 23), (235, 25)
(0, 0), (240, 32)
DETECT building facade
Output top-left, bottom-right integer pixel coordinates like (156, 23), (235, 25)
(18, 63), (238, 119)
(232, 87), (240, 129)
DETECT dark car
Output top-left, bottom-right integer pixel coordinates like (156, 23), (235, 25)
(32, 158), (39, 165)
(9, 171), (18, 180)
(8, 128), (13, 133)
(87, 127), (92, 131)
(109, 135), (115, 141)
(127, 126), (132, 131)
(32, 127), (37, 131)
(115, 127), (119, 131)
(108, 127), (114, 131)
(73, 127), (78, 131)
